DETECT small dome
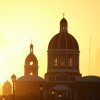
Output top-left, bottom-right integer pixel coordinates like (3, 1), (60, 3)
(60, 18), (67, 24)
(60, 18), (68, 33)
(25, 53), (38, 65)
(17, 75), (44, 82)
(48, 33), (79, 50)
(30, 43), (33, 48)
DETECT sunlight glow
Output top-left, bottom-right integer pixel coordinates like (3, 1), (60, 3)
(0, 0), (100, 95)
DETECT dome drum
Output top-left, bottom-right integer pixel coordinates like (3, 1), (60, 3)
(47, 51), (79, 70)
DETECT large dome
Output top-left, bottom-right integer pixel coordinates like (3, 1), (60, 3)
(48, 32), (79, 50)
(48, 17), (79, 50)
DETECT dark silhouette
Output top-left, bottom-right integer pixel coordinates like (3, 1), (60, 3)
(1, 17), (100, 100)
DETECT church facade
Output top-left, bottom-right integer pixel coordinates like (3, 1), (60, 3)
(3, 17), (100, 100)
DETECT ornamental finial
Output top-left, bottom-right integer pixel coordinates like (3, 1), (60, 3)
(63, 13), (65, 18)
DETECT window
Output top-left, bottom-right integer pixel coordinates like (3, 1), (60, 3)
(60, 56), (65, 67)
(30, 72), (33, 75)
(56, 75), (68, 81)
(53, 57), (58, 67)
(68, 57), (72, 68)
(30, 61), (33, 66)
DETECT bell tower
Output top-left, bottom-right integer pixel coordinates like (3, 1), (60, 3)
(24, 43), (38, 76)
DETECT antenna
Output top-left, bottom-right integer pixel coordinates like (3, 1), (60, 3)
(88, 34), (91, 75)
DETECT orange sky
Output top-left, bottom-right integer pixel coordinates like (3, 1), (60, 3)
(0, 0), (100, 94)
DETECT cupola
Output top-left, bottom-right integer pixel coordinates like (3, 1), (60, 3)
(60, 17), (68, 33)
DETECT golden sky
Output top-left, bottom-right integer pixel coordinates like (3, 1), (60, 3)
(0, 0), (100, 93)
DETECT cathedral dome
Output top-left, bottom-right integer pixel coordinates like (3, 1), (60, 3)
(46, 17), (81, 78)
(48, 17), (79, 50)
(48, 33), (79, 50)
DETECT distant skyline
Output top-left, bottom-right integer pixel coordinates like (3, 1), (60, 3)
(0, 0), (100, 86)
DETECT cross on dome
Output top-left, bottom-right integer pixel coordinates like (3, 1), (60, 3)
(63, 13), (65, 18)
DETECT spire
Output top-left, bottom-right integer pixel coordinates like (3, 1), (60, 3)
(30, 40), (33, 53)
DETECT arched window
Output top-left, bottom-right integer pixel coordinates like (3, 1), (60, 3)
(68, 57), (72, 68)
(53, 57), (58, 67)
(30, 61), (33, 66)
(30, 72), (33, 75)
(60, 56), (65, 67)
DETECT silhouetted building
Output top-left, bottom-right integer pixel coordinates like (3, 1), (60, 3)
(2, 80), (12, 96)
(15, 43), (45, 100)
(24, 43), (38, 76)
(14, 17), (100, 100)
